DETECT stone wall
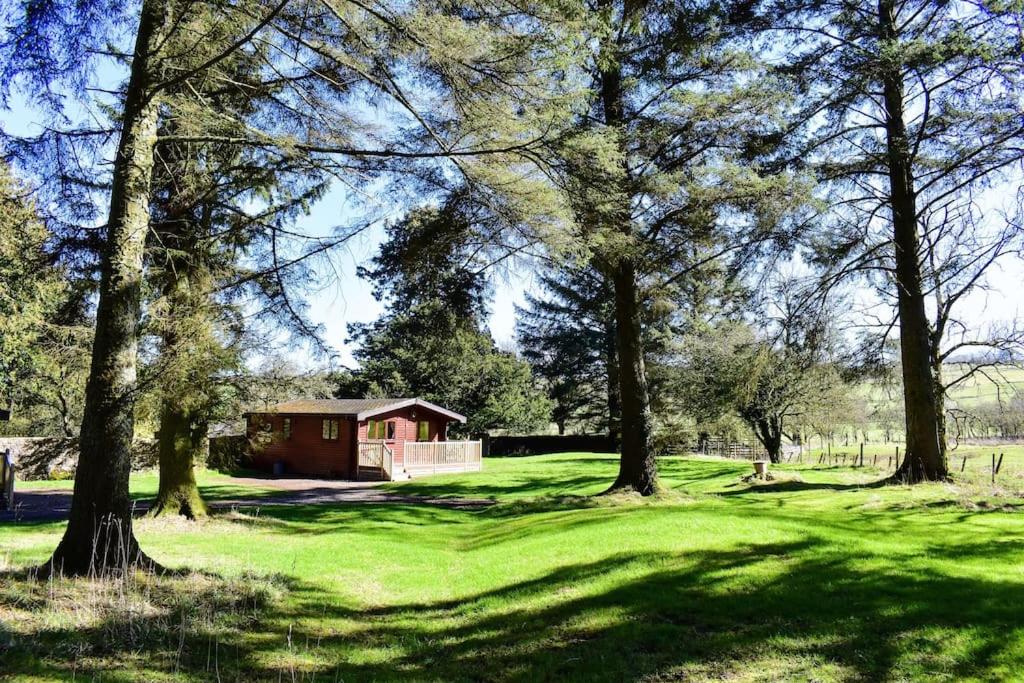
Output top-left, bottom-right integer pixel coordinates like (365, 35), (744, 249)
(0, 437), (158, 480)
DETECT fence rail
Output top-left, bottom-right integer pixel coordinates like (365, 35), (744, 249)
(404, 440), (482, 474)
(1, 448), (14, 510)
(700, 439), (763, 460)
(357, 441), (393, 481)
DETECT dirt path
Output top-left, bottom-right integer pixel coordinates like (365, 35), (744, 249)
(0, 477), (493, 523)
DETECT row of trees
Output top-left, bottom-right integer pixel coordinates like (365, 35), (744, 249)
(3, 0), (586, 575)
(2, 0), (1022, 574)
(515, 0), (1024, 478)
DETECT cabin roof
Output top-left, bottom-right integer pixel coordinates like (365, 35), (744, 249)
(252, 398), (467, 423)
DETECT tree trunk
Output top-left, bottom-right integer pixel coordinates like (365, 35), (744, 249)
(44, 0), (169, 577)
(148, 150), (210, 518)
(607, 260), (658, 494)
(150, 398), (207, 518)
(878, 0), (947, 483)
(598, 22), (657, 495)
(932, 358), (948, 462)
(754, 418), (782, 464)
(603, 318), (621, 451)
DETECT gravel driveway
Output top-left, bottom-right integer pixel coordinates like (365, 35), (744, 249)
(0, 476), (492, 523)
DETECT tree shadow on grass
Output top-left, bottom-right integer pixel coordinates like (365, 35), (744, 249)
(208, 502), (472, 537)
(253, 539), (1024, 681)
(3, 530), (1024, 680)
(386, 474), (607, 501)
(716, 477), (890, 496)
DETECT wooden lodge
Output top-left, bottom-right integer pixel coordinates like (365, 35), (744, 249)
(245, 398), (482, 481)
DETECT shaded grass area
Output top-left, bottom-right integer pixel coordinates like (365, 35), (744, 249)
(3, 453), (1024, 681)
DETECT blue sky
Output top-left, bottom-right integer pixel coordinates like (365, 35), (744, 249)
(0, 63), (533, 370)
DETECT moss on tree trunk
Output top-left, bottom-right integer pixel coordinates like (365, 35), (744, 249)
(149, 400), (207, 519)
(44, 0), (170, 577)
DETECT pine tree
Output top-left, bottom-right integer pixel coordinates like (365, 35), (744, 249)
(0, 164), (67, 424)
(516, 267), (620, 441)
(764, 0), (1024, 482)
(552, 0), (807, 494)
(349, 198), (552, 434)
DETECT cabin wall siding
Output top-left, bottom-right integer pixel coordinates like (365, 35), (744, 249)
(248, 414), (355, 477)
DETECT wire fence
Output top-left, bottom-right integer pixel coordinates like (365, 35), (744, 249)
(685, 438), (1024, 487)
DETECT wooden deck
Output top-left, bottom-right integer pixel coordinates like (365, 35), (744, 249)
(357, 440), (482, 481)
(404, 440), (483, 477)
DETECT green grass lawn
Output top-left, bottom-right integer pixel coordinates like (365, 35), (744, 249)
(3, 453), (1024, 681)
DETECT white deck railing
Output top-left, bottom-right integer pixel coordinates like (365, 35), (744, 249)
(357, 441), (393, 480)
(404, 440), (482, 475)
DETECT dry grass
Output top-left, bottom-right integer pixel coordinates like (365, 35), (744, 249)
(0, 565), (285, 680)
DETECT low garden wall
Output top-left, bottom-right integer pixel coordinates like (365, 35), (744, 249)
(483, 434), (615, 457)
(0, 437), (159, 480)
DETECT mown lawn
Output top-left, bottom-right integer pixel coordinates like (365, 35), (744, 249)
(2, 453), (1024, 681)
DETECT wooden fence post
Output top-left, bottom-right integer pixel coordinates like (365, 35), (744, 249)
(992, 453), (996, 484)
(996, 453), (1004, 475)
(961, 456), (967, 473)
(859, 443), (864, 467)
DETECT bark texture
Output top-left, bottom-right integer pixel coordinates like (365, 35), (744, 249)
(603, 318), (622, 451)
(878, 0), (947, 482)
(148, 140), (211, 519)
(45, 0), (169, 576)
(754, 417), (783, 464)
(607, 260), (658, 494)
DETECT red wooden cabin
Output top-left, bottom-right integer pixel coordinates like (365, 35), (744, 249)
(245, 398), (481, 480)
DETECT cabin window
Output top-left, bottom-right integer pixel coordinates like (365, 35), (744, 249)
(322, 418), (339, 441)
(283, 418), (292, 439)
(367, 419), (395, 440)
(417, 421), (430, 441)
(260, 419), (272, 433)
